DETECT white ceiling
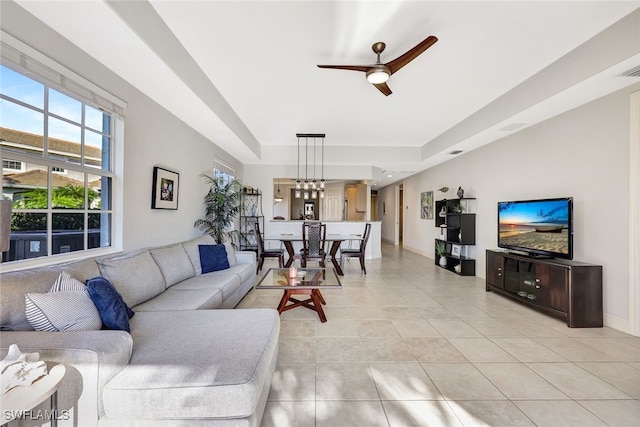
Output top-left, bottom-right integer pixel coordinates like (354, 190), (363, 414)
(14, 0), (640, 188)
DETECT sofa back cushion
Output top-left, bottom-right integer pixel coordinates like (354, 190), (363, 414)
(97, 251), (165, 308)
(149, 244), (195, 288)
(0, 258), (101, 331)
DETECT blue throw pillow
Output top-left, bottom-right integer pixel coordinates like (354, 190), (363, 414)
(86, 277), (134, 333)
(199, 244), (230, 273)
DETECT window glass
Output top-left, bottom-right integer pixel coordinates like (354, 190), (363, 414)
(48, 88), (81, 123)
(0, 65), (44, 108)
(84, 129), (105, 169)
(87, 173), (110, 210)
(0, 99), (45, 154)
(85, 104), (109, 133)
(88, 212), (111, 249)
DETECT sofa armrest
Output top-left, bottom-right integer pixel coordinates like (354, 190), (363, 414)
(235, 250), (257, 268)
(0, 330), (133, 424)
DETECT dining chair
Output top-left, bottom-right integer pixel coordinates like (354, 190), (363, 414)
(255, 221), (284, 273)
(340, 223), (371, 274)
(300, 222), (327, 268)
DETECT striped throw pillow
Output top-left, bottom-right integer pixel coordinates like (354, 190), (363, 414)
(49, 271), (86, 292)
(24, 272), (102, 332)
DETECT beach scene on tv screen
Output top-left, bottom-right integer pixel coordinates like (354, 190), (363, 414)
(499, 200), (570, 254)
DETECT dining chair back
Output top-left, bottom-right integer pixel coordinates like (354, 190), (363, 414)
(255, 221), (284, 273)
(301, 222), (327, 268)
(340, 223), (371, 274)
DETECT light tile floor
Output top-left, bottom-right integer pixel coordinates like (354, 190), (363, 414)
(237, 242), (640, 427)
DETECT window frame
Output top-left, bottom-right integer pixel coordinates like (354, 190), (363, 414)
(1, 41), (125, 270)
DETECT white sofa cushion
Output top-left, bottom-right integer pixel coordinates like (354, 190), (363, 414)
(149, 244), (195, 287)
(132, 287), (223, 311)
(102, 309), (279, 420)
(171, 271), (241, 300)
(98, 251), (165, 308)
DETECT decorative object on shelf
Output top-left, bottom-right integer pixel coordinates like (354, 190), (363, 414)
(454, 264), (462, 274)
(194, 175), (242, 245)
(435, 240), (447, 267)
(451, 244), (461, 257)
(453, 204), (462, 213)
(420, 191), (433, 219)
(457, 186), (464, 199)
(439, 205), (447, 217)
(151, 166), (179, 210)
(458, 231), (462, 242)
(295, 133), (326, 199)
(438, 186), (449, 193)
(1, 344), (48, 393)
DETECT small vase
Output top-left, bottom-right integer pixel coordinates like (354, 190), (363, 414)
(457, 186), (464, 199)
(439, 256), (447, 268)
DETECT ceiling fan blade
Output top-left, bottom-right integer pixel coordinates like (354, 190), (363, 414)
(385, 35), (438, 75)
(374, 82), (392, 96)
(317, 65), (370, 72)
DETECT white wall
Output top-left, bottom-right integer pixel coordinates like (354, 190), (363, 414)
(387, 82), (640, 332)
(1, 3), (243, 251)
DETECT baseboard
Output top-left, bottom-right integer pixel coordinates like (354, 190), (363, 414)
(604, 313), (635, 335)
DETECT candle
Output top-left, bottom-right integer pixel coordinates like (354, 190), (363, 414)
(289, 266), (297, 278)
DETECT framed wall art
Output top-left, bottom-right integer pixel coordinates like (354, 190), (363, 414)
(451, 244), (462, 257)
(152, 167), (179, 210)
(421, 191), (433, 219)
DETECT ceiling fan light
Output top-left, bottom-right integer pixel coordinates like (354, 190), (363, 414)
(366, 68), (390, 84)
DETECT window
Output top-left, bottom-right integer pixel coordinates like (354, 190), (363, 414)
(1, 62), (116, 263)
(213, 160), (235, 185)
(2, 160), (22, 170)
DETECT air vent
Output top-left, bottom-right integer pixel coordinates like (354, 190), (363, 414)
(622, 65), (640, 77)
(448, 150), (463, 155)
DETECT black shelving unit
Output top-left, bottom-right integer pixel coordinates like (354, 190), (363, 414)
(434, 198), (476, 276)
(239, 188), (263, 252)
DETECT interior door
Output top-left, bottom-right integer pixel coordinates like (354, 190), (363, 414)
(322, 183), (343, 221)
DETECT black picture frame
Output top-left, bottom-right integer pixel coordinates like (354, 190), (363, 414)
(151, 167), (179, 210)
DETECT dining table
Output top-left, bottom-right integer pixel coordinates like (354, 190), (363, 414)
(264, 233), (363, 276)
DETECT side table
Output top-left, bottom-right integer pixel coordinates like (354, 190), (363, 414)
(1, 364), (66, 426)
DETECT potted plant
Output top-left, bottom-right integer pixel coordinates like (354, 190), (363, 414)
(194, 176), (243, 246)
(435, 240), (448, 267)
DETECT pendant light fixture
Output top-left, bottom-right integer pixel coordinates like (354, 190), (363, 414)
(295, 133), (326, 199)
(274, 178), (284, 203)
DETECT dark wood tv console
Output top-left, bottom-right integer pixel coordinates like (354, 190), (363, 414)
(485, 250), (603, 328)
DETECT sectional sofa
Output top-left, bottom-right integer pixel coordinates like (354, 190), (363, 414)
(0, 234), (280, 426)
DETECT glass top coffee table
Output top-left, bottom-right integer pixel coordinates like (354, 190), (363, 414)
(255, 268), (342, 322)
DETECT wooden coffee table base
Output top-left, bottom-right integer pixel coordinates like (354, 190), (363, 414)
(277, 289), (328, 322)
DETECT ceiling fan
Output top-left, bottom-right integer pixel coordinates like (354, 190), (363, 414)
(317, 35), (438, 96)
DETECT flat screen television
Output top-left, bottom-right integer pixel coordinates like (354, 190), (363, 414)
(497, 197), (573, 259)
